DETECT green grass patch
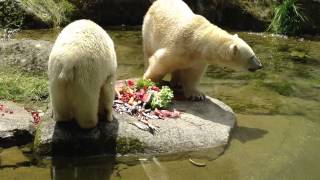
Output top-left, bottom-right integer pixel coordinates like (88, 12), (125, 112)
(0, 67), (48, 107)
(267, 0), (306, 35)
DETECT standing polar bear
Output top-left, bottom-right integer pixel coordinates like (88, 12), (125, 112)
(143, 0), (262, 100)
(48, 20), (117, 129)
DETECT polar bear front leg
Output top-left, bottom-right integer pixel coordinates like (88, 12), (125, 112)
(100, 75), (116, 122)
(180, 62), (207, 101)
(143, 48), (170, 82)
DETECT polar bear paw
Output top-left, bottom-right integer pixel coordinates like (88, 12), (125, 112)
(184, 90), (206, 101)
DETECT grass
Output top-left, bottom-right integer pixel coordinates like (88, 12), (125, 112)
(267, 0), (306, 35)
(20, 0), (75, 28)
(0, 66), (49, 109)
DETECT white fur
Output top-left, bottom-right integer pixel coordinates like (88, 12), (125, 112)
(143, 0), (261, 100)
(48, 20), (117, 129)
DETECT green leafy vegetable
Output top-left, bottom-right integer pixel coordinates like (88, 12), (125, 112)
(136, 79), (155, 89)
(151, 86), (174, 109)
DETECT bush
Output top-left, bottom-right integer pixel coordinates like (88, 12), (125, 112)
(0, 0), (25, 29)
(268, 0), (306, 35)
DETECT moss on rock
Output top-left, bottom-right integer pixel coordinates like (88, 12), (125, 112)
(116, 137), (145, 154)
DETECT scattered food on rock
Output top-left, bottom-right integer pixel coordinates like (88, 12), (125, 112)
(0, 104), (14, 115)
(114, 79), (182, 134)
(0, 101), (35, 147)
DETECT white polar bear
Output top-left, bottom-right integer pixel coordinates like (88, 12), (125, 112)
(142, 0), (262, 100)
(48, 19), (117, 129)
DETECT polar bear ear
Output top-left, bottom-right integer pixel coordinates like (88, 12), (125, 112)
(229, 44), (238, 56)
(234, 34), (238, 37)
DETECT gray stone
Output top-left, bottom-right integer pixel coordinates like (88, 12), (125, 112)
(34, 97), (235, 156)
(0, 39), (53, 72)
(0, 101), (35, 147)
(0, 146), (30, 167)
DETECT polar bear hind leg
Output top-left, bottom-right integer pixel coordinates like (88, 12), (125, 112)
(50, 80), (73, 122)
(99, 75), (116, 122)
(71, 83), (100, 129)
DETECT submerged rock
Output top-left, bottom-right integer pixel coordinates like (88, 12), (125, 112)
(0, 101), (35, 147)
(34, 97), (235, 156)
(0, 39), (52, 72)
(0, 146), (30, 167)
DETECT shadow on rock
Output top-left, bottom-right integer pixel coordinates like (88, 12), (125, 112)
(232, 126), (268, 143)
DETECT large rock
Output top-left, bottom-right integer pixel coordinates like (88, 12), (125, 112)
(0, 39), (52, 72)
(0, 101), (35, 147)
(34, 97), (235, 156)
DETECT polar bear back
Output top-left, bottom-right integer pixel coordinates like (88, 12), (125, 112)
(48, 19), (116, 87)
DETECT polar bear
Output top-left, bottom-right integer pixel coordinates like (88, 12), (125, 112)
(48, 20), (117, 129)
(142, 0), (262, 100)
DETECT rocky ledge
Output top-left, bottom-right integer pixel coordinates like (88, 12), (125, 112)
(34, 97), (235, 156)
(0, 101), (35, 147)
(0, 39), (52, 72)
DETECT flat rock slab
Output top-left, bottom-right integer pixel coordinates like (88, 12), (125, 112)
(34, 97), (235, 156)
(0, 101), (35, 147)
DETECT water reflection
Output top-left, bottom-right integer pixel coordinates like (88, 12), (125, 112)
(51, 156), (115, 180)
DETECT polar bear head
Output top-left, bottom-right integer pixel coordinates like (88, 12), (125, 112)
(213, 35), (262, 72)
(229, 36), (262, 72)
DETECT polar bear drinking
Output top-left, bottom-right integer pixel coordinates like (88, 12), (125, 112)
(48, 20), (117, 129)
(143, 0), (262, 100)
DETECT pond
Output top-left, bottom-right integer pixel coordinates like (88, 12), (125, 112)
(1, 28), (320, 179)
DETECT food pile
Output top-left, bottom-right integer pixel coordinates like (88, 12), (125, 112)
(113, 79), (182, 133)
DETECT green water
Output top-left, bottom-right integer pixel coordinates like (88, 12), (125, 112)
(1, 29), (320, 179)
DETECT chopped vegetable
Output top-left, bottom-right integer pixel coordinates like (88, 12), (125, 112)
(151, 86), (174, 109)
(136, 79), (155, 90)
(126, 79), (135, 87)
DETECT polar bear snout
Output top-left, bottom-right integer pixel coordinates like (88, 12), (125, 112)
(248, 56), (262, 72)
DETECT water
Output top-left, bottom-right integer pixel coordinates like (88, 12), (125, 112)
(1, 28), (320, 179)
